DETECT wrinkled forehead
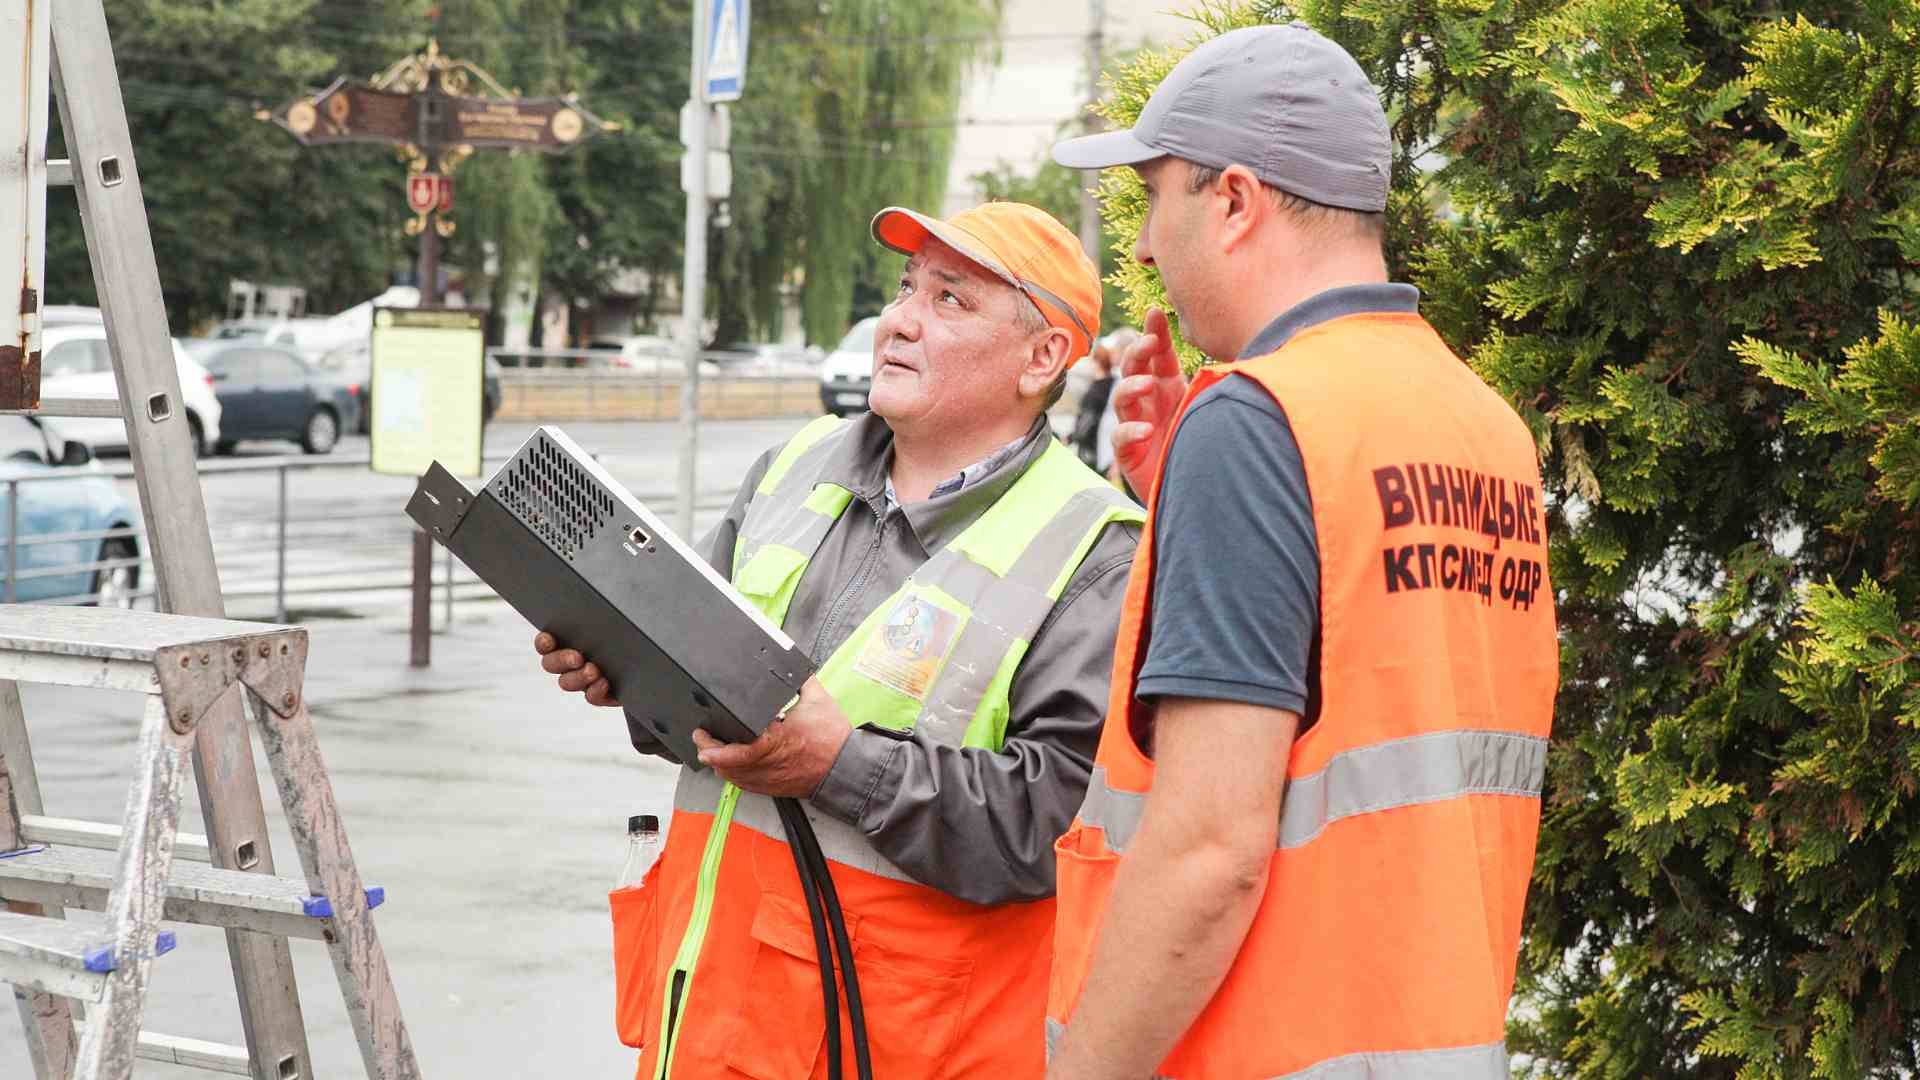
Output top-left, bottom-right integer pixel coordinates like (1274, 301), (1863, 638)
(904, 237), (1012, 293)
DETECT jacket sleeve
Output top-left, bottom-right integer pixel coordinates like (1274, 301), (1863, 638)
(808, 521), (1140, 905)
(622, 449), (775, 761)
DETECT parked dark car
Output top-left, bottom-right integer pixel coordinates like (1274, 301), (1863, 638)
(315, 342), (499, 434)
(0, 416), (143, 606)
(188, 342), (361, 454)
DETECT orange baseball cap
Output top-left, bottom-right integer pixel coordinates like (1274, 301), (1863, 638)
(871, 202), (1102, 364)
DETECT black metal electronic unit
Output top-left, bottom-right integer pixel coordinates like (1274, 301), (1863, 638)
(405, 426), (814, 764)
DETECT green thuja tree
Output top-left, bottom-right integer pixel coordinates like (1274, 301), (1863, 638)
(1097, 1), (1920, 1075)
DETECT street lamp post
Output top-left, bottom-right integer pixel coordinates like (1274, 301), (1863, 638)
(261, 39), (615, 667)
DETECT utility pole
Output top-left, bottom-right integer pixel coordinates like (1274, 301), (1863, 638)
(677, 0), (711, 538)
(1077, 0), (1106, 265)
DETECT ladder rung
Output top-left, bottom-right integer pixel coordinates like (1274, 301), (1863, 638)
(21, 815), (212, 863)
(75, 1026), (251, 1074)
(0, 845), (384, 941)
(28, 396), (124, 419)
(47, 158), (73, 187)
(0, 909), (173, 1002)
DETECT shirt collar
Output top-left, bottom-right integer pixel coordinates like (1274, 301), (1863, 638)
(814, 412), (1056, 555)
(883, 433), (1029, 509)
(1240, 282), (1421, 359)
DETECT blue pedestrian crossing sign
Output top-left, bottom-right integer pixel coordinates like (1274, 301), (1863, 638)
(704, 0), (750, 102)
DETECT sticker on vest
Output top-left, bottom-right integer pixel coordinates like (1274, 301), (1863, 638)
(854, 592), (964, 700)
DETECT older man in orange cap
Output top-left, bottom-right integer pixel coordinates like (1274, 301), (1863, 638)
(538, 201), (1143, 1079)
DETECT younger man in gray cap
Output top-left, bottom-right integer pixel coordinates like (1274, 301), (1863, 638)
(1042, 22), (1557, 1080)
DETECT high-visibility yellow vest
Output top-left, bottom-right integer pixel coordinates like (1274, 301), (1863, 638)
(618, 415), (1143, 1080)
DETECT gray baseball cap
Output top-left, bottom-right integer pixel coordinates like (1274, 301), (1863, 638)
(1053, 22), (1391, 213)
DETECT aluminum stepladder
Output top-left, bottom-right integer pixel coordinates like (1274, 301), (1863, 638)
(0, 610), (413, 1079)
(0, 0), (419, 1076)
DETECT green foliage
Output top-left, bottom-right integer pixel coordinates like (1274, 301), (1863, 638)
(43, 0), (989, 345)
(713, 0), (1002, 346)
(524, 0), (686, 339)
(1086, 11), (1230, 370)
(46, 0), (421, 330)
(1097, 1), (1920, 1074)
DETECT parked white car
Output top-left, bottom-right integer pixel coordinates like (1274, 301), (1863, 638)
(38, 322), (223, 456)
(614, 335), (681, 372)
(818, 317), (879, 416)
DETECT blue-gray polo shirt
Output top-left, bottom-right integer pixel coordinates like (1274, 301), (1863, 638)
(1134, 283), (1422, 733)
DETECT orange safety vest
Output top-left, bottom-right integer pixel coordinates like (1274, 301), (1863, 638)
(1047, 311), (1559, 1078)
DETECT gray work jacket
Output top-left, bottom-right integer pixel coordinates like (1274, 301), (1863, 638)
(625, 412), (1139, 904)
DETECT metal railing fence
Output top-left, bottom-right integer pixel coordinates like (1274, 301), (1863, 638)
(3, 456), (734, 623)
(490, 368), (822, 423)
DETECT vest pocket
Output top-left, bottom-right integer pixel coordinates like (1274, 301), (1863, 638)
(849, 934), (972, 1078)
(734, 545), (811, 613)
(725, 891), (973, 1080)
(610, 861), (665, 1049)
(1047, 826), (1118, 1025)
(726, 893), (830, 1080)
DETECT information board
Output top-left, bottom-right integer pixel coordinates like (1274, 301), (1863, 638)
(370, 307), (484, 478)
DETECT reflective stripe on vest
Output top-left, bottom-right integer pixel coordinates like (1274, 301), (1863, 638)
(1077, 729), (1549, 855)
(1042, 1019), (1511, 1080)
(732, 414), (857, 606)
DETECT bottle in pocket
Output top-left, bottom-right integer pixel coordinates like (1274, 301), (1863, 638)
(614, 814), (661, 892)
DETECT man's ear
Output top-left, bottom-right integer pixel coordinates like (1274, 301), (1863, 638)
(1217, 163), (1267, 254)
(1018, 326), (1074, 400)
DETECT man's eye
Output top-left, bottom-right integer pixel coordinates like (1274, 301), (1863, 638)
(896, 278), (913, 296)
(939, 291), (961, 306)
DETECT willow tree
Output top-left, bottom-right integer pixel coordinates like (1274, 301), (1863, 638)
(43, 0), (420, 328)
(1097, 1), (1920, 1075)
(713, 0), (1001, 345)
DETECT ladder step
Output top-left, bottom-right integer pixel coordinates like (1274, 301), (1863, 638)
(0, 909), (173, 1002)
(30, 396), (124, 419)
(0, 844), (384, 940)
(0, 605), (298, 664)
(21, 814), (213, 863)
(81, 1027), (250, 1074)
(47, 158), (73, 187)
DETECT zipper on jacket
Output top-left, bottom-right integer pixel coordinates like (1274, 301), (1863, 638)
(653, 783), (741, 1078)
(813, 498), (890, 660)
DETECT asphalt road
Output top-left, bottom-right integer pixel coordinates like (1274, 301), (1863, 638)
(0, 607), (683, 1079)
(0, 416), (827, 1078)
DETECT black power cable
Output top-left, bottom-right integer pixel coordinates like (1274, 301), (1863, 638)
(775, 797), (874, 1080)
(787, 801), (873, 1080)
(776, 798), (843, 1076)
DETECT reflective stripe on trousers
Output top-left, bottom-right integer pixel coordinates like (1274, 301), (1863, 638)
(1042, 1018), (1511, 1079)
(1077, 729), (1549, 854)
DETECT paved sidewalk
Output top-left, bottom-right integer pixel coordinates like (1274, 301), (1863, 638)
(0, 600), (674, 1078)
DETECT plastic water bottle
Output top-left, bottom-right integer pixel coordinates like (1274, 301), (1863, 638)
(614, 814), (661, 891)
